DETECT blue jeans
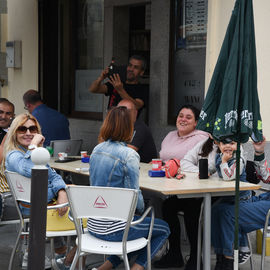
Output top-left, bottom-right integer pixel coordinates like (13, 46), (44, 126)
(89, 216), (170, 268)
(211, 192), (270, 256)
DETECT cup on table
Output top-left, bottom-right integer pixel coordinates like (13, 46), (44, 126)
(152, 159), (162, 171)
(81, 151), (87, 159)
(58, 152), (67, 161)
(199, 158), (208, 179)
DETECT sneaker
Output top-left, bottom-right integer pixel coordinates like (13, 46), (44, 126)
(239, 251), (251, 265)
(55, 253), (66, 265)
(184, 257), (203, 270)
(214, 254), (224, 270)
(56, 256), (66, 265)
(57, 263), (70, 270)
(222, 257), (233, 270)
(153, 252), (184, 268)
(22, 252), (52, 269)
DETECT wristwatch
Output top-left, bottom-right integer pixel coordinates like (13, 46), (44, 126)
(28, 144), (37, 151)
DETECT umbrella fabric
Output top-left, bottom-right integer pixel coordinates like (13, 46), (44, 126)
(196, 0), (263, 143)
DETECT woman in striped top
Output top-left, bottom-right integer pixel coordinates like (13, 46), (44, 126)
(88, 106), (170, 270)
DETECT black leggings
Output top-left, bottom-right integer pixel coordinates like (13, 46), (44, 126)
(162, 196), (203, 259)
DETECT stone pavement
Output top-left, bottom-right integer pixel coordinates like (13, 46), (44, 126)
(1, 223), (270, 270)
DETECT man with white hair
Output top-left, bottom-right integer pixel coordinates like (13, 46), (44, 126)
(117, 99), (157, 163)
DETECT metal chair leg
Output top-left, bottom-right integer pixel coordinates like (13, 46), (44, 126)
(8, 222), (24, 270)
(197, 202), (204, 270)
(247, 233), (254, 270)
(50, 238), (61, 270)
(261, 209), (270, 270)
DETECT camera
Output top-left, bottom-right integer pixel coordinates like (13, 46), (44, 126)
(107, 58), (127, 81)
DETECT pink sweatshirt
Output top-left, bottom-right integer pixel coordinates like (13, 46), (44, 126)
(159, 129), (209, 162)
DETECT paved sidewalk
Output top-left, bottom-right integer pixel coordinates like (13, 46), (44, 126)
(1, 223), (270, 269)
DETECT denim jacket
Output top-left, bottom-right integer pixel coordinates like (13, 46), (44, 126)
(5, 147), (66, 203)
(90, 140), (144, 213)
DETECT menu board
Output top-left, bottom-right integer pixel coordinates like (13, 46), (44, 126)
(176, 0), (208, 49)
(185, 0), (208, 36)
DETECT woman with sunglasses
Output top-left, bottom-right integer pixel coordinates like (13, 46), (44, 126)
(2, 113), (68, 217)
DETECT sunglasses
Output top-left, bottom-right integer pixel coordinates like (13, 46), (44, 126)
(17, 125), (38, 134)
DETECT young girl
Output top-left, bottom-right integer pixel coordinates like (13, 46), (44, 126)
(212, 140), (252, 270)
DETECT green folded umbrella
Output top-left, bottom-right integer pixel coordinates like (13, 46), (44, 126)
(196, 0), (262, 269)
(197, 0), (262, 143)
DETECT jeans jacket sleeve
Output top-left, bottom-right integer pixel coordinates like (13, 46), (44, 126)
(5, 150), (66, 202)
(124, 151), (145, 214)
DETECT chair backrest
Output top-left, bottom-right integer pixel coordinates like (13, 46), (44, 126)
(50, 139), (83, 157)
(5, 171), (31, 204)
(66, 186), (138, 222)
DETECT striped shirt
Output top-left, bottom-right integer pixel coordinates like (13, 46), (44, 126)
(0, 168), (9, 193)
(87, 218), (126, 235)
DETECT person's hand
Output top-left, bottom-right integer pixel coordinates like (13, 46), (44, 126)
(222, 152), (233, 163)
(99, 67), (109, 81)
(253, 136), (266, 154)
(30, 134), (45, 147)
(108, 73), (124, 93)
(56, 190), (68, 216)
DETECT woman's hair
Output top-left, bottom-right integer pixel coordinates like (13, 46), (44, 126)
(199, 137), (214, 157)
(177, 104), (200, 121)
(3, 113), (42, 158)
(98, 106), (133, 143)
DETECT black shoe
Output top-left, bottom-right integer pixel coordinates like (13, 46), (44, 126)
(222, 257), (233, 270)
(239, 251), (251, 265)
(184, 257), (202, 270)
(214, 254), (224, 270)
(153, 252), (184, 268)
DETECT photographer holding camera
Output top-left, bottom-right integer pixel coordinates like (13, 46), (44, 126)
(89, 55), (148, 117)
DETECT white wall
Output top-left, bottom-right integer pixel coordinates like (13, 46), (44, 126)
(7, 0), (38, 114)
(206, 0), (270, 139)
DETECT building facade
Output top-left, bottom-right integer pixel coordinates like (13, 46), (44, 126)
(1, 0), (270, 152)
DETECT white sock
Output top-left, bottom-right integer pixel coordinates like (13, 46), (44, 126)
(239, 246), (250, 252)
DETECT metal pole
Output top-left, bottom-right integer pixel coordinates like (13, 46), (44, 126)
(233, 141), (240, 270)
(28, 148), (50, 270)
(203, 193), (211, 270)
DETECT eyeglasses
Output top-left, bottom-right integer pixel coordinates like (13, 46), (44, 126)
(17, 125), (38, 134)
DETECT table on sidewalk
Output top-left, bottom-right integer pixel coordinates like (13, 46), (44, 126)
(49, 158), (89, 176)
(49, 159), (261, 270)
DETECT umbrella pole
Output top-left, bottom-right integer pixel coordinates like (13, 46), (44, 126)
(233, 141), (240, 270)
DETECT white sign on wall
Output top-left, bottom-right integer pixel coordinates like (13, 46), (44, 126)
(75, 69), (103, 112)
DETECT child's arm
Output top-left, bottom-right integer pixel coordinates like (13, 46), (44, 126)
(253, 137), (270, 183)
(254, 154), (270, 183)
(219, 157), (245, 181)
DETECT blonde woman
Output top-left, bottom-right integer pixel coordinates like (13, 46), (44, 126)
(3, 113), (68, 217)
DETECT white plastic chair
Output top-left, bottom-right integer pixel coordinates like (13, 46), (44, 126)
(5, 170), (78, 270)
(50, 139), (83, 157)
(65, 185), (154, 270)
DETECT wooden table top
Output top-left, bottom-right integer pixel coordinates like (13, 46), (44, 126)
(138, 163), (261, 195)
(49, 158), (261, 195)
(49, 157), (89, 175)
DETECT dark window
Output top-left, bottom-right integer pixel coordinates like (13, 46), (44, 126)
(38, 0), (104, 120)
(168, 0), (208, 124)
